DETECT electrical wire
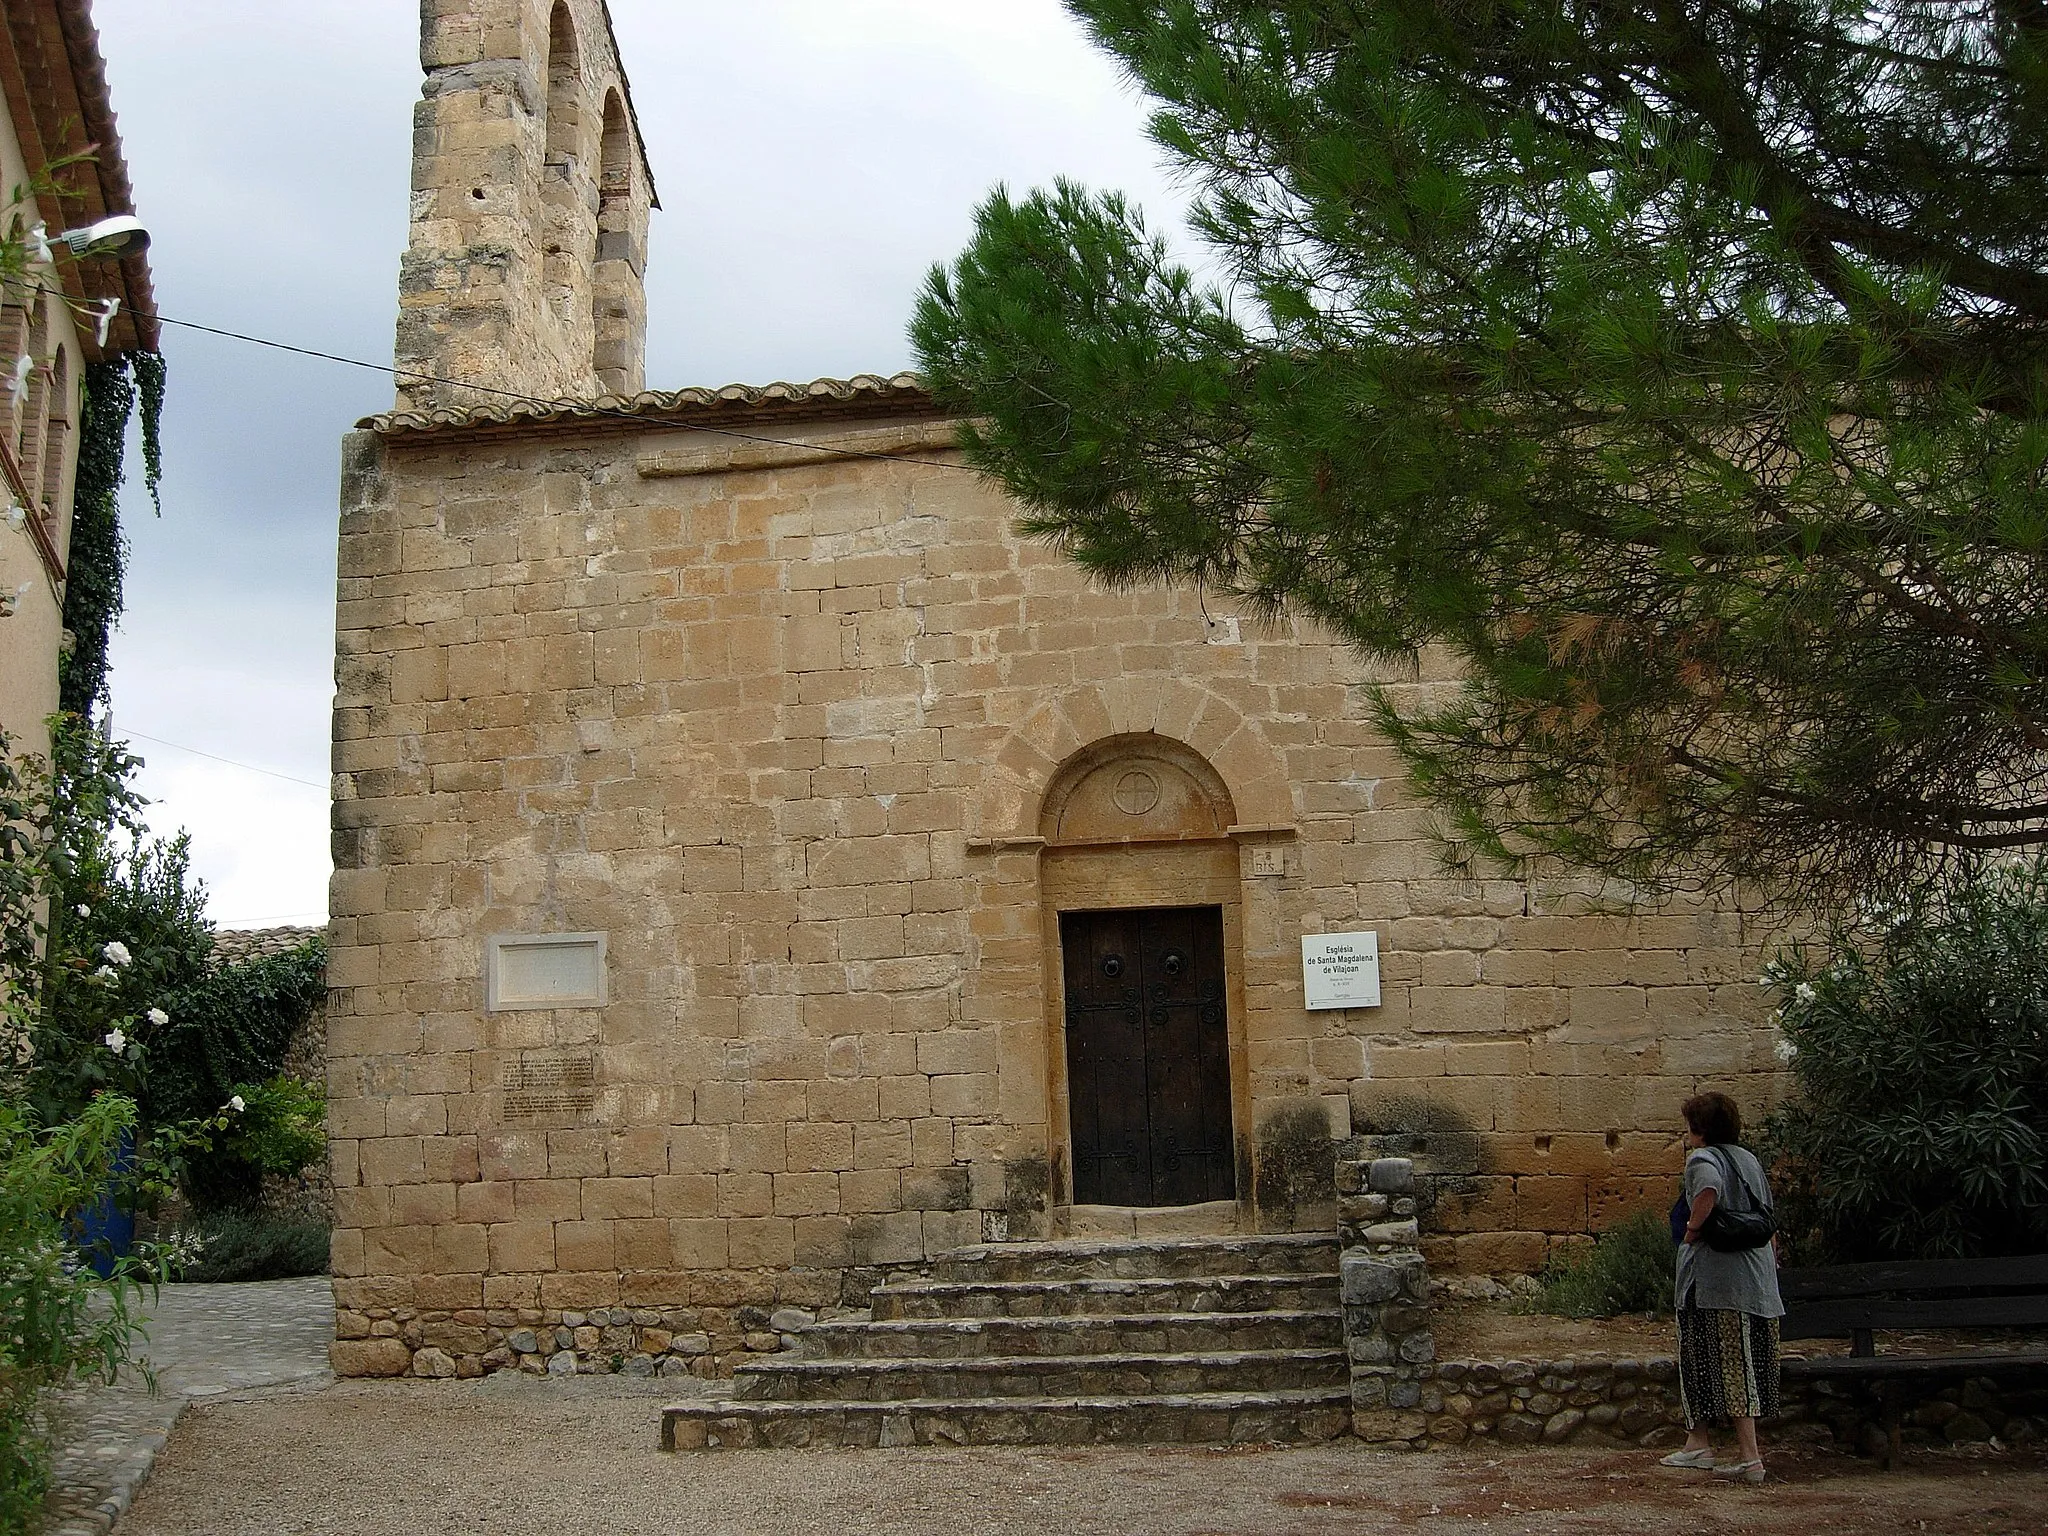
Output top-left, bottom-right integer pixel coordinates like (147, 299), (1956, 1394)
(24, 279), (982, 474)
(120, 728), (328, 790)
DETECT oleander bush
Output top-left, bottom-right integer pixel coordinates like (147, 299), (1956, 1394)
(1763, 859), (2048, 1263)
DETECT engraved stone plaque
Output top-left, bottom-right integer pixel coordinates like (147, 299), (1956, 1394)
(486, 932), (608, 1011)
(1301, 930), (1382, 1010)
(502, 1051), (598, 1120)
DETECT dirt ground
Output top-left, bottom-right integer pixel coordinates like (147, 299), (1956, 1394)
(1428, 1301), (2045, 1363)
(120, 1377), (2048, 1536)
(1431, 1301), (1674, 1359)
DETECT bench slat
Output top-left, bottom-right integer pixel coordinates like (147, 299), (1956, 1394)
(1785, 1351), (2048, 1382)
(1782, 1293), (2048, 1340)
(1780, 1254), (2048, 1302)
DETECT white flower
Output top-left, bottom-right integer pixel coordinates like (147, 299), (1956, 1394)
(93, 964), (116, 980)
(228, 1095), (246, 1113)
(1774, 1036), (1799, 1064)
(1794, 981), (1817, 1003)
(93, 297), (120, 348)
(104, 1028), (127, 1053)
(146, 1007), (169, 1026)
(102, 941), (132, 966)
(24, 221), (52, 264)
(75, 904), (91, 918)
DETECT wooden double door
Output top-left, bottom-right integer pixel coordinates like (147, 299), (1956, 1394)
(1060, 906), (1234, 1207)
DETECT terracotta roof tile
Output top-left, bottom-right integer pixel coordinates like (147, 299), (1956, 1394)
(358, 371), (941, 441)
(210, 925), (325, 969)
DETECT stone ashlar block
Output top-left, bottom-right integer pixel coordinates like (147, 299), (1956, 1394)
(1362, 1218), (1421, 1247)
(1368, 1157), (1417, 1194)
(331, 1337), (413, 1377)
(1341, 1254), (1404, 1305)
(1337, 1193), (1390, 1226)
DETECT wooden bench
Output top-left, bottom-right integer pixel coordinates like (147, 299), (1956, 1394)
(1780, 1254), (2048, 1467)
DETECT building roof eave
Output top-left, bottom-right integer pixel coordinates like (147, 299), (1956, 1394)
(358, 371), (952, 444)
(0, 0), (158, 358)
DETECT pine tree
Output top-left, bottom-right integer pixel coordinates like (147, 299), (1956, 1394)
(913, 0), (2048, 905)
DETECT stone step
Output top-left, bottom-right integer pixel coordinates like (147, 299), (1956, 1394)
(870, 1273), (1339, 1321)
(1055, 1200), (1242, 1240)
(730, 1347), (1348, 1402)
(928, 1233), (1339, 1284)
(663, 1388), (1354, 1451)
(797, 1310), (1340, 1360)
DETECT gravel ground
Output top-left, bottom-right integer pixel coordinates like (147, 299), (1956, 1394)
(118, 1375), (2048, 1536)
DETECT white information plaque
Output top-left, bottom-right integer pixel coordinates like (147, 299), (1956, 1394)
(486, 932), (608, 1011)
(1301, 930), (1381, 1010)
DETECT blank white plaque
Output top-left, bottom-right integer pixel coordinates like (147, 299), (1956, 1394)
(486, 932), (608, 1011)
(1301, 930), (1381, 1010)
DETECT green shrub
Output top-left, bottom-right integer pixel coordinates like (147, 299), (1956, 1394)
(220, 1077), (325, 1179)
(1532, 1210), (1674, 1318)
(1764, 859), (2048, 1262)
(0, 1096), (158, 1533)
(184, 1073), (325, 1213)
(154, 944), (326, 1213)
(174, 1208), (330, 1283)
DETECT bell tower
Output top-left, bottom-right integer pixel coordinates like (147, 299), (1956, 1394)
(394, 0), (656, 411)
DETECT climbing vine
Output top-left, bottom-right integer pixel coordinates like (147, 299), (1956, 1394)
(58, 350), (165, 720)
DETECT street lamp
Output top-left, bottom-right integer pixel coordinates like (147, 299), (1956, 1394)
(55, 215), (149, 261)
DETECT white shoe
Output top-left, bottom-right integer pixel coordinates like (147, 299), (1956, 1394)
(1660, 1448), (1716, 1469)
(1713, 1459), (1766, 1484)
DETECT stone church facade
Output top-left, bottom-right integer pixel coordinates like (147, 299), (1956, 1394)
(325, 0), (1782, 1378)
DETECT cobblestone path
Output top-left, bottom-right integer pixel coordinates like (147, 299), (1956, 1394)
(41, 1277), (332, 1535)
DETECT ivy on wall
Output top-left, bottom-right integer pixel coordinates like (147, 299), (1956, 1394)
(59, 351), (165, 720)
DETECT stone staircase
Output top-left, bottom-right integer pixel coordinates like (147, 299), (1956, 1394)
(662, 1233), (1350, 1449)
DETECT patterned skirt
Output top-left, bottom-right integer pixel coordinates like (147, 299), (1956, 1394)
(1676, 1303), (1781, 1426)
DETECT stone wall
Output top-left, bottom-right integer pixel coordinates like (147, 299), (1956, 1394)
(324, 386), (1788, 1375)
(329, 1292), (874, 1382)
(1393, 1356), (2046, 1454)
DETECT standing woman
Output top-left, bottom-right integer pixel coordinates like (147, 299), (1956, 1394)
(1660, 1091), (1783, 1483)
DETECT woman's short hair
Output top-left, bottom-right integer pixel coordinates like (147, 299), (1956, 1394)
(1681, 1091), (1743, 1145)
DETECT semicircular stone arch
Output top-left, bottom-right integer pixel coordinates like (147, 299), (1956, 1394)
(970, 679), (1295, 841)
(1039, 735), (1236, 845)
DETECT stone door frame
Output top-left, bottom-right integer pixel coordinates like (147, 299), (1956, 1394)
(1039, 840), (1255, 1221)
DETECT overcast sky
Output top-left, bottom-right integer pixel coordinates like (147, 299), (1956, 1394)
(90, 1), (1194, 930)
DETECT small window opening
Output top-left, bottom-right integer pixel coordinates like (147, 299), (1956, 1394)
(544, 3), (581, 168)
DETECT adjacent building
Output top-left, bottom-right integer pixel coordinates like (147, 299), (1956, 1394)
(0, 0), (156, 755)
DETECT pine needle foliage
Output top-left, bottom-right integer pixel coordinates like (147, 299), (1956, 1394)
(913, 0), (2048, 906)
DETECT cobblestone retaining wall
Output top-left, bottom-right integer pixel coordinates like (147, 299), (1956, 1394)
(329, 1293), (886, 1381)
(1409, 1357), (2046, 1453)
